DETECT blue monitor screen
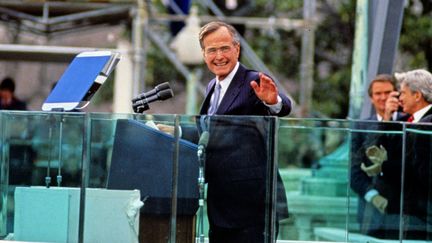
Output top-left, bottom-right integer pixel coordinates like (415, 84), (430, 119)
(43, 51), (112, 111)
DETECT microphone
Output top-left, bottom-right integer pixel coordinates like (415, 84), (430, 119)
(132, 82), (171, 103)
(198, 131), (209, 150)
(197, 131), (209, 158)
(133, 89), (174, 112)
(196, 130), (209, 243)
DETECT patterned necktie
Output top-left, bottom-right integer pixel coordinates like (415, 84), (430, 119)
(407, 115), (414, 122)
(208, 83), (221, 115)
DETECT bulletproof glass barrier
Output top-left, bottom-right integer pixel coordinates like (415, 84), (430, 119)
(3, 114), (432, 242)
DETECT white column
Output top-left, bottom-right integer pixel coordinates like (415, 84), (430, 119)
(113, 40), (133, 113)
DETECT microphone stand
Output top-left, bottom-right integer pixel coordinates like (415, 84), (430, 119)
(197, 142), (206, 243)
(49, 109), (65, 187)
(57, 115), (64, 187)
(45, 117), (53, 188)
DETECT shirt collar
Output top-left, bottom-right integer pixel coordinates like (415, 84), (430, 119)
(376, 113), (383, 121)
(376, 112), (398, 121)
(412, 104), (432, 122)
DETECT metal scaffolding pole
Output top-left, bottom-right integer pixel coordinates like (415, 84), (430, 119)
(299, 0), (316, 117)
(360, 0), (405, 119)
(132, 0), (148, 96)
(348, 0), (369, 119)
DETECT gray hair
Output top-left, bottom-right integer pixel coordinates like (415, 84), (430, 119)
(397, 69), (432, 103)
(198, 21), (241, 49)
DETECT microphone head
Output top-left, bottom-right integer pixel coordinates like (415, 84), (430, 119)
(131, 82), (171, 103)
(158, 89), (174, 100)
(155, 82), (171, 91)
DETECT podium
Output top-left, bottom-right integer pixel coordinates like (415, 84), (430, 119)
(108, 119), (199, 242)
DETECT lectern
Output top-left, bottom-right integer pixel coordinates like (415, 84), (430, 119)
(108, 119), (199, 243)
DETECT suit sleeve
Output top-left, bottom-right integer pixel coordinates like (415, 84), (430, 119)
(277, 93), (292, 117)
(350, 127), (374, 197)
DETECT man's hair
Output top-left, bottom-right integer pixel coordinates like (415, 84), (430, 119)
(0, 77), (16, 92)
(198, 21), (240, 49)
(397, 69), (432, 103)
(367, 74), (396, 97)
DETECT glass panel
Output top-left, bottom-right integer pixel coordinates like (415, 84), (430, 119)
(186, 115), (277, 243)
(0, 111), (5, 237)
(86, 112), (131, 188)
(96, 113), (182, 243)
(348, 120), (405, 241)
(403, 123), (432, 241)
(278, 118), (351, 241)
(8, 112), (432, 242)
(1, 111), (85, 241)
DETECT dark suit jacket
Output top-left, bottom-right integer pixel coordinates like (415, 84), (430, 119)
(402, 107), (432, 238)
(351, 114), (407, 201)
(198, 64), (291, 228)
(350, 114), (408, 238)
(0, 97), (27, 110)
(367, 112), (408, 122)
(199, 64), (291, 116)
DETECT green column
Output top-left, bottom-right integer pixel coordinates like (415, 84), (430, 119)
(348, 0), (368, 119)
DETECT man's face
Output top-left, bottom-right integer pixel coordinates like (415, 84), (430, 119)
(399, 83), (419, 115)
(370, 81), (394, 114)
(0, 89), (12, 100)
(202, 26), (240, 80)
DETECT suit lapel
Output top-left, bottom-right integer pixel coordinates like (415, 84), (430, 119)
(367, 114), (378, 121)
(199, 79), (217, 115)
(216, 65), (247, 114)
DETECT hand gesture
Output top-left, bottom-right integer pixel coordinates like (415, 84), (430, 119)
(366, 145), (388, 165)
(361, 162), (382, 177)
(361, 145), (387, 176)
(250, 73), (278, 105)
(383, 91), (400, 121)
(156, 124), (175, 136)
(371, 194), (388, 214)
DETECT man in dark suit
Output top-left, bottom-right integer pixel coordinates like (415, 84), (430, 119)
(395, 69), (432, 239)
(198, 21), (291, 242)
(350, 74), (407, 239)
(157, 21), (291, 242)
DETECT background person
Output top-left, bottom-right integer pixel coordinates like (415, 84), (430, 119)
(367, 74), (407, 121)
(395, 69), (432, 239)
(350, 74), (407, 238)
(0, 77), (27, 110)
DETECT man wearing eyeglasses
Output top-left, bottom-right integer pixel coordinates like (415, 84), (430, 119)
(198, 21), (291, 116)
(198, 21), (291, 242)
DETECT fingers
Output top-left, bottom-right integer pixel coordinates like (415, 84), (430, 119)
(259, 72), (273, 84)
(385, 91), (401, 111)
(361, 162), (382, 177)
(250, 73), (278, 104)
(156, 124), (175, 136)
(365, 145), (387, 164)
(250, 80), (259, 90)
(372, 195), (388, 214)
(250, 73), (272, 89)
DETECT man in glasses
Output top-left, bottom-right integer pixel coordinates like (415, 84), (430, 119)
(198, 21), (291, 242)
